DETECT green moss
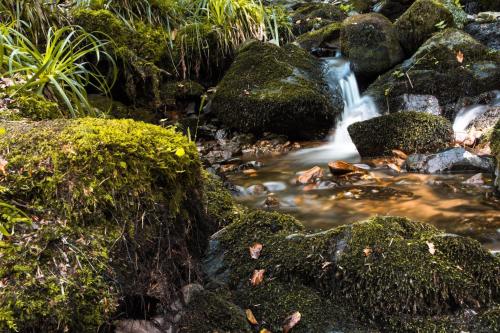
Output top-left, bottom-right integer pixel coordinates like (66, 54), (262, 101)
(395, 0), (464, 55)
(347, 111), (453, 156)
(0, 118), (207, 332)
(340, 13), (404, 77)
(491, 120), (500, 192)
(208, 212), (499, 331)
(292, 3), (346, 35)
(9, 94), (61, 120)
(178, 290), (252, 333)
(212, 41), (339, 140)
(295, 22), (342, 51)
(161, 80), (205, 102)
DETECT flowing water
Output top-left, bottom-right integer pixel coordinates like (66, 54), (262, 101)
(227, 58), (500, 251)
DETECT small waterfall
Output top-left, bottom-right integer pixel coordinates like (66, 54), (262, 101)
(453, 105), (488, 133)
(291, 56), (380, 164)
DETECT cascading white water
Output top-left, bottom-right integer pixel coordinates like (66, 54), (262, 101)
(453, 105), (488, 133)
(292, 56), (380, 164)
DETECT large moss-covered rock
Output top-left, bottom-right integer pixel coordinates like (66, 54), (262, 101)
(347, 111), (453, 156)
(340, 13), (404, 78)
(212, 41), (342, 140)
(295, 22), (342, 53)
(0, 118), (212, 332)
(292, 3), (346, 35)
(395, 0), (466, 55)
(366, 28), (500, 114)
(205, 210), (500, 332)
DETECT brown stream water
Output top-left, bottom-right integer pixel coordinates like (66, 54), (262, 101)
(227, 146), (500, 252)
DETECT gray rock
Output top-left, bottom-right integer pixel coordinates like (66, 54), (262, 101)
(395, 94), (442, 115)
(465, 20), (500, 50)
(404, 147), (495, 173)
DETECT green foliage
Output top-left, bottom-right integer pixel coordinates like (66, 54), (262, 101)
(0, 201), (30, 238)
(1, 24), (116, 117)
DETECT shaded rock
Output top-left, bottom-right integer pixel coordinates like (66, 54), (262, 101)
(348, 111), (454, 156)
(367, 29), (500, 113)
(461, 0), (500, 14)
(395, 0), (465, 55)
(374, 0), (416, 21)
(404, 147), (495, 173)
(393, 94), (442, 115)
(340, 13), (404, 78)
(292, 3), (347, 35)
(212, 41), (342, 140)
(465, 20), (500, 50)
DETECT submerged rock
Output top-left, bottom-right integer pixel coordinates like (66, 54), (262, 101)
(0, 119), (211, 332)
(340, 13), (404, 78)
(367, 28), (500, 113)
(204, 211), (500, 332)
(348, 111), (454, 157)
(404, 147), (495, 173)
(212, 41), (342, 140)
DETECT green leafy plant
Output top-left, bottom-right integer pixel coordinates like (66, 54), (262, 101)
(1, 24), (117, 117)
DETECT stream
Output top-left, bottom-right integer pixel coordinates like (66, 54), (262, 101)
(226, 56), (500, 252)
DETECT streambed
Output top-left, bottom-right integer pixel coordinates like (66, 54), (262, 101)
(227, 148), (500, 251)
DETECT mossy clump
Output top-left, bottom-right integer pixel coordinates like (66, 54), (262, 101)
(491, 119), (500, 192)
(292, 3), (346, 35)
(295, 22), (342, 52)
(395, 0), (465, 55)
(366, 28), (500, 113)
(0, 118), (210, 332)
(212, 41), (341, 140)
(347, 111), (453, 156)
(10, 94), (61, 120)
(205, 212), (500, 331)
(340, 13), (404, 78)
(178, 290), (252, 333)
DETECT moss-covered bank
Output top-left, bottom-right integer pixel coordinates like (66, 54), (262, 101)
(0, 118), (212, 332)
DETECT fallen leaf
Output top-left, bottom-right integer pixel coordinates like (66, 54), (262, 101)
(283, 311), (301, 333)
(456, 50), (464, 63)
(249, 243), (263, 259)
(0, 157), (7, 175)
(426, 241), (436, 255)
(259, 329), (272, 333)
(363, 247), (372, 257)
(246, 309), (258, 325)
(250, 269), (265, 286)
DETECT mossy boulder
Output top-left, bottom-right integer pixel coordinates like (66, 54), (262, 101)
(72, 9), (169, 108)
(0, 118), (213, 332)
(340, 13), (404, 78)
(394, 0), (466, 55)
(212, 41), (342, 140)
(374, 0), (416, 21)
(366, 28), (500, 114)
(205, 211), (500, 332)
(347, 111), (453, 156)
(295, 22), (342, 53)
(291, 3), (346, 35)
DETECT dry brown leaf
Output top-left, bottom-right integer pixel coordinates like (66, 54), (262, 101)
(259, 329), (272, 333)
(283, 311), (301, 333)
(249, 243), (263, 260)
(250, 269), (265, 286)
(426, 241), (436, 255)
(363, 247), (373, 257)
(246, 309), (258, 325)
(456, 50), (464, 63)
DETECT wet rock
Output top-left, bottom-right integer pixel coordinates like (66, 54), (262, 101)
(212, 41), (342, 140)
(328, 160), (365, 176)
(246, 184), (268, 196)
(395, 0), (466, 55)
(263, 181), (287, 192)
(465, 20), (500, 50)
(348, 111), (454, 157)
(297, 166), (324, 184)
(295, 22), (342, 53)
(340, 13), (404, 78)
(393, 94), (442, 115)
(463, 173), (487, 185)
(367, 29), (500, 113)
(264, 194), (281, 208)
(404, 147), (495, 173)
(292, 3), (346, 35)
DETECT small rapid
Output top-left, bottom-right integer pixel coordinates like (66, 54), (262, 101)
(290, 56), (380, 165)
